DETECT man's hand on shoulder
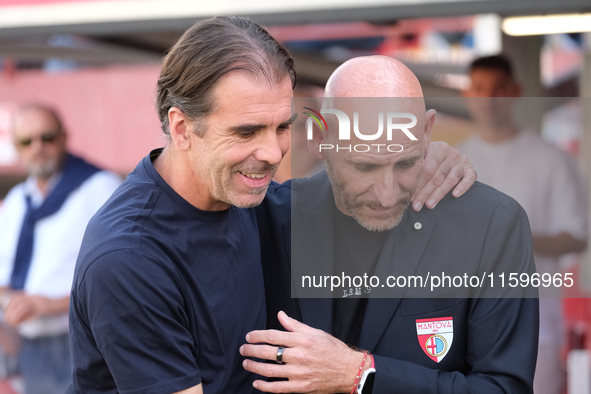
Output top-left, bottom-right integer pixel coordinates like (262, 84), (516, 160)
(412, 141), (476, 211)
(241, 311), (370, 394)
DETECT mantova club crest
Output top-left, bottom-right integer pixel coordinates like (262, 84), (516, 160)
(415, 317), (453, 363)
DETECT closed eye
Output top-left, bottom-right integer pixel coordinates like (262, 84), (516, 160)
(238, 131), (256, 138)
(230, 124), (263, 138)
(396, 157), (420, 169)
(355, 163), (378, 172)
(277, 114), (297, 134)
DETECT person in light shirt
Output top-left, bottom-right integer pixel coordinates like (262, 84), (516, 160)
(0, 104), (120, 394)
(458, 54), (588, 394)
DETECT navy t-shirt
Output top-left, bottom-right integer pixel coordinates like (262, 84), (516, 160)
(70, 149), (266, 394)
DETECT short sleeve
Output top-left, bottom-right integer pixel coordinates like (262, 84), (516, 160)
(71, 248), (201, 394)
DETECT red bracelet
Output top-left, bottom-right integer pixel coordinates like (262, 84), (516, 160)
(350, 351), (369, 394)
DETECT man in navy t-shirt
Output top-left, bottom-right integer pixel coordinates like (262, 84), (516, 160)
(70, 16), (296, 394)
(71, 149), (269, 394)
(69, 16), (476, 394)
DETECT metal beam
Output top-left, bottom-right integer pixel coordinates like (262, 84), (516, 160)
(0, 0), (590, 38)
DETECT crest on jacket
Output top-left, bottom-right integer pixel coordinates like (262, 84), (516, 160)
(416, 317), (453, 363)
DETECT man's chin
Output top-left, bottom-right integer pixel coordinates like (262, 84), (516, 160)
(227, 187), (269, 208)
(28, 162), (58, 179)
(353, 215), (404, 232)
(351, 204), (409, 232)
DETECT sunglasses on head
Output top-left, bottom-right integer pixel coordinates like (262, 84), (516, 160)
(17, 131), (59, 147)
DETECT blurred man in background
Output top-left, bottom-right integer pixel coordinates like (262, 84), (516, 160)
(459, 55), (588, 394)
(0, 104), (120, 394)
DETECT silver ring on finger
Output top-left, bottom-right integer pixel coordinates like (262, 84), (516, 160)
(276, 346), (285, 364)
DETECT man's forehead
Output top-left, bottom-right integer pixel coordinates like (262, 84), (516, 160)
(323, 109), (427, 142)
(322, 96), (423, 112)
(211, 72), (293, 120)
(13, 109), (58, 133)
(471, 68), (511, 83)
(225, 102), (293, 127)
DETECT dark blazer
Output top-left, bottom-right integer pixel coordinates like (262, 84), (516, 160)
(256, 172), (539, 394)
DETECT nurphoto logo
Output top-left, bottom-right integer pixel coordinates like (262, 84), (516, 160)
(303, 107), (418, 153)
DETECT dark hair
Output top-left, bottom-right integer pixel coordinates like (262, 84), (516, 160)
(469, 55), (514, 80)
(156, 16), (297, 137)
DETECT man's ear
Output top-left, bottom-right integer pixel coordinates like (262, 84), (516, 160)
(423, 109), (436, 155)
(168, 107), (193, 151)
(307, 122), (329, 161)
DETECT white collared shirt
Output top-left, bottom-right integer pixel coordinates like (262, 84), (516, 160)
(23, 171), (62, 208)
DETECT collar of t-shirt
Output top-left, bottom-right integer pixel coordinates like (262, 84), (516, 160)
(145, 148), (230, 222)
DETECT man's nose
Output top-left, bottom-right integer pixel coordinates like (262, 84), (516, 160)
(28, 138), (46, 153)
(371, 171), (400, 208)
(254, 129), (288, 165)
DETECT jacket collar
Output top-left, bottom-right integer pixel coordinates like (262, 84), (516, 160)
(292, 171), (438, 349)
